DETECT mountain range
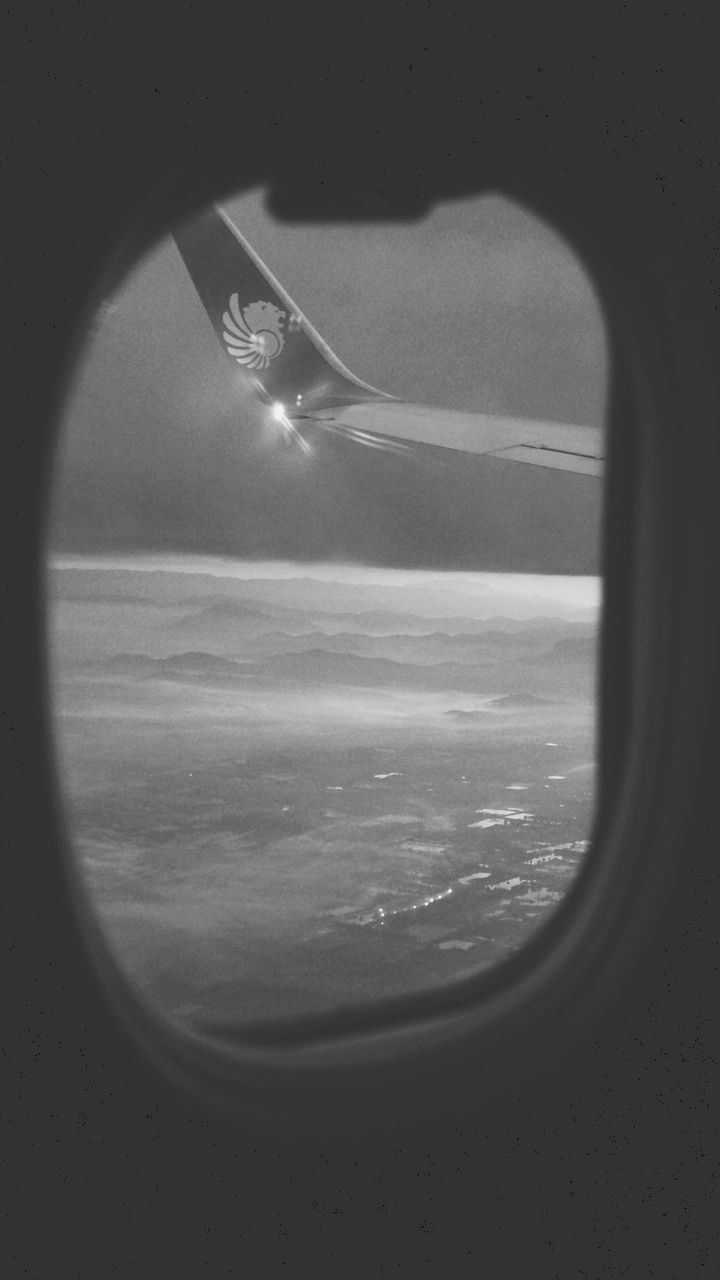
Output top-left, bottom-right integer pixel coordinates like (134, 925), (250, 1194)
(93, 640), (593, 697)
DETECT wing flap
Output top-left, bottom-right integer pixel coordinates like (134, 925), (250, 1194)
(304, 403), (604, 476)
(485, 444), (603, 476)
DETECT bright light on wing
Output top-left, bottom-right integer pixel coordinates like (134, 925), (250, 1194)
(267, 401), (313, 455)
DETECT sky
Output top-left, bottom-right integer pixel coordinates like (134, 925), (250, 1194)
(48, 187), (607, 575)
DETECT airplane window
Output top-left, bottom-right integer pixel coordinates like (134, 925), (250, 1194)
(46, 188), (607, 1038)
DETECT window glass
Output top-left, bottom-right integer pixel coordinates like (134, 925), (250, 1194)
(48, 190), (606, 1033)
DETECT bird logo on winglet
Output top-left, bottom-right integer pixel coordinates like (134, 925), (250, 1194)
(222, 297), (286, 369)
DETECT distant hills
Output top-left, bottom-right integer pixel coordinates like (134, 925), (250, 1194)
(50, 588), (164, 607)
(443, 693), (559, 718)
(182, 574), (569, 620)
(96, 648), (498, 691)
(168, 601), (597, 650)
(170, 606), (576, 644)
(172, 596), (272, 618)
(91, 641), (593, 697)
(256, 649), (457, 688)
(541, 635), (597, 662)
(56, 563), (597, 700)
(96, 651), (250, 681)
(488, 693), (559, 708)
(252, 648), (585, 695)
(49, 564), (599, 623)
(443, 709), (489, 721)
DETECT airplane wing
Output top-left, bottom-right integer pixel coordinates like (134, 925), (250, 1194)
(172, 206), (604, 573)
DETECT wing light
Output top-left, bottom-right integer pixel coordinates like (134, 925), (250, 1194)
(267, 401), (313, 456)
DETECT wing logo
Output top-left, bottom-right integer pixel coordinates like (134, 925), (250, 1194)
(222, 296), (287, 369)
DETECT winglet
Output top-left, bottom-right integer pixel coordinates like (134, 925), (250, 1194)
(173, 206), (393, 412)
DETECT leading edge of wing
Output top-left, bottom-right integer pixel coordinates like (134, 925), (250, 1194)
(301, 402), (605, 477)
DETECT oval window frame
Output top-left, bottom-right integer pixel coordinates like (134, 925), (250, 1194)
(41, 159), (718, 1140)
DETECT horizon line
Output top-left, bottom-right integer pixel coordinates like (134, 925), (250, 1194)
(49, 552), (602, 611)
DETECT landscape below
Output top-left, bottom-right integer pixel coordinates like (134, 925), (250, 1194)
(49, 563), (598, 1032)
